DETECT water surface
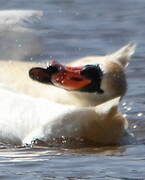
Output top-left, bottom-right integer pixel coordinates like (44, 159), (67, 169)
(0, 0), (145, 179)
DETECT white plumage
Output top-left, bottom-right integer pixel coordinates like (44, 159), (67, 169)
(0, 43), (136, 146)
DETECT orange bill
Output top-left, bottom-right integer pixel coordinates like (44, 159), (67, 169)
(29, 60), (103, 93)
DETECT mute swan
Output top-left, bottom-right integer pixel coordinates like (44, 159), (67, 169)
(0, 43), (135, 107)
(0, 43), (136, 146)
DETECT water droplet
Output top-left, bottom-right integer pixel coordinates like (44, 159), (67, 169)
(62, 140), (66, 144)
(122, 102), (127, 106)
(123, 114), (127, 118)
(123, 106), (127, 110)
(133, 125), (137, 129)
(127, 107), (132, 111)
(137, 113), (143, 117)
(30, 57), (33, 61)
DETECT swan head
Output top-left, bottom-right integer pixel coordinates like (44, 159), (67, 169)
(29, 60), (104, 94)
(29, 43), (136, 105)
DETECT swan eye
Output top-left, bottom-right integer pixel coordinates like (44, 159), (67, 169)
(80, 65), (103, 79)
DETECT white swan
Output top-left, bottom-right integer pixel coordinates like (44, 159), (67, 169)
(0, 88), (127, 146)
(0, 43), (136, 146)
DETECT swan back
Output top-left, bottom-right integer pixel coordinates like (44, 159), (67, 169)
(0, 87), (126, 146)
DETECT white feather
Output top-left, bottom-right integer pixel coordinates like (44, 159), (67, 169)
(0, 87), (125, 146)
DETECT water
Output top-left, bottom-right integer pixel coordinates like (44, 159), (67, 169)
(0, 0), (145, 179)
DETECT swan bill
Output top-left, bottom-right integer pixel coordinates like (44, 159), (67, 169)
(29, 60), (104, 93)
(29, 67), (52, 84)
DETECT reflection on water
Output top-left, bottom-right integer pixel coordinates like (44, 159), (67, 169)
(1, 145), (145, 179)
(0, 0), (145, 179)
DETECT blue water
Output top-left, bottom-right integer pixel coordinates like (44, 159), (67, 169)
(0, 0), (145, 179)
